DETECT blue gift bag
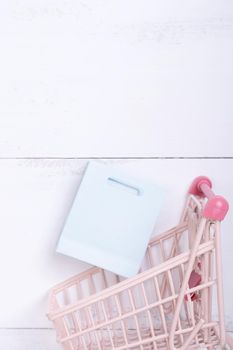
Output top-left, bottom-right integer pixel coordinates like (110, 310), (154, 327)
(57, 161), (164, 277)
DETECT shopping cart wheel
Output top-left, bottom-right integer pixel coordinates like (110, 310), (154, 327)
(223, 345), (231, 350)
(214, 345), (231, 350)
(225, 333), (233, 350)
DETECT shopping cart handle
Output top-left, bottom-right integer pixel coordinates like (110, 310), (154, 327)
(189, 176), (229, 221)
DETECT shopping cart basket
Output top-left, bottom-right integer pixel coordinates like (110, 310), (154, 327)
(47, 176), (233, 350)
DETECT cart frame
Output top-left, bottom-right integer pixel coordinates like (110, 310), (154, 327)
(48, 176), (232, 350)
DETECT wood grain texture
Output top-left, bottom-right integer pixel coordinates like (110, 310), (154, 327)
(0, 329), (60, 350)
(0, 0), (232, 157)
(1, 330), (232, 350)
(0, 0), (232, 347)
(0, 158), (232, 331)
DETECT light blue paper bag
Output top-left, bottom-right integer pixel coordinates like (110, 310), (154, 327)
(57, 161), (164, 277)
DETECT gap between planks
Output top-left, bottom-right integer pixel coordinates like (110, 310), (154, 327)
(0, 157), (232, 160)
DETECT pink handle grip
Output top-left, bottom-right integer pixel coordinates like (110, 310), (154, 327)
(189, 176), (229, 221)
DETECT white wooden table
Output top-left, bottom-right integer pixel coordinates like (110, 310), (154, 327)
(0, 0), (232, 348)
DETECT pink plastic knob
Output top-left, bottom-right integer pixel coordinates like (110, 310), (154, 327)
(203, 195), (229, 221)
(189, 176), (229, 221)
(189, 176), (212, 197)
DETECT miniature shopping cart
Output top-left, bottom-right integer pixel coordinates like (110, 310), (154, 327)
(47, 176), (233, 350)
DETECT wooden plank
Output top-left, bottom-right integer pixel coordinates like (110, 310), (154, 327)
(0, 1), (232, 157)
(0, 329), (59, 350)
(0, 159), (232, 329)
(0, 329), (232, 350)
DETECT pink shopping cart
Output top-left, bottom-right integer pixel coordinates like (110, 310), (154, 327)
(47, 176), (233, 350)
